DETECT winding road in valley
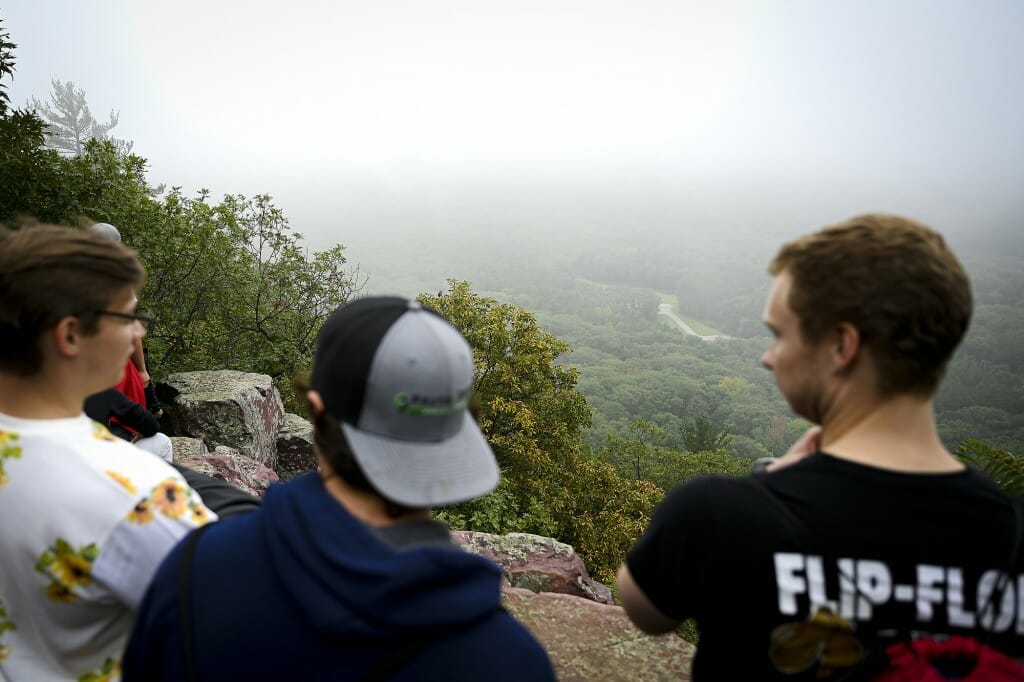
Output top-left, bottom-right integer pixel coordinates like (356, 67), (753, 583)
(657, 304), (732, 342)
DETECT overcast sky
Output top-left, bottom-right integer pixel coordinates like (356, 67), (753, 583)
(4, 0), (1023, 263)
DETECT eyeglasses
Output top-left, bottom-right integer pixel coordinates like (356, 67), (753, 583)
(94, 310), (155, 328)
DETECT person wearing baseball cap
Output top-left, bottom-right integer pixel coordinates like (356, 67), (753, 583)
(124, 297), (554, 681)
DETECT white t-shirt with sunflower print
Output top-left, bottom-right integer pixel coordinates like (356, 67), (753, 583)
(0, 412), (216, 682)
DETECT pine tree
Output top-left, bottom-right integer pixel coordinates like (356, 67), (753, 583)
(27, 79), (123, 156)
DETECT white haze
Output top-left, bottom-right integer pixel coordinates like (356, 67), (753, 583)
(5, 0), (1024, 292)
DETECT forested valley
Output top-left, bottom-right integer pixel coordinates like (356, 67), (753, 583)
(3, 16), (1022, 586)
(344, 216), (1024, 463)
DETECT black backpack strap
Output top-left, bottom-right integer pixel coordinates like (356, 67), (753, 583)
(178, 522), (216, 682)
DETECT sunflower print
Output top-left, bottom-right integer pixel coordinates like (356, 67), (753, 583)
(127, 477), (208, 526)
(0, 429), (22, 488)
(0, 598), (15, 662)
(126, 496), (155, 524)
(106, 470), (137, 495)
(90, 422), (118, 443)
(150, 478), (190, 519)
(36, 538), (99, 602)
(78, 657), (120, 682)
(46, 582), (76, 603)
(188, 501), (210, 526)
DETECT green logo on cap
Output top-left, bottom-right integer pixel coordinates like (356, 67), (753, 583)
(393, 390), (469, 416)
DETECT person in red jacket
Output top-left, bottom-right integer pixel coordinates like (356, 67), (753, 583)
(88, 222), (163, 417)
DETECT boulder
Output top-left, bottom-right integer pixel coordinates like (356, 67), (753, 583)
(169, 436), (209, 460)
(173, 444), (279, 499)
(453, 531), (614, 604)
(276, 413), (316, 481)
(158, 370), (285, 469)
(503, 587), (694, 681)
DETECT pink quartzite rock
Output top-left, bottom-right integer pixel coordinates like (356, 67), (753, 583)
(173, 443), (279, 499)
(276, 413), (315, 481)
(158, 370), (285, 470)
(503, 587), (693, 681)
(452, 531), (614, 604)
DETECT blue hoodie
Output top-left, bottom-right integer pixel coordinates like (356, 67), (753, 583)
(123, 473), (554, 681)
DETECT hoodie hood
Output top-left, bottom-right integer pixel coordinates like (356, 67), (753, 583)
(262, 472), (504, 638)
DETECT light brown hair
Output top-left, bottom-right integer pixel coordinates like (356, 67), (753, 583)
(0, 223), (145, 376)
(769, 213), (972, 396)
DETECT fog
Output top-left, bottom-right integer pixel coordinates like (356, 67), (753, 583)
(5, 0), (1023, 292)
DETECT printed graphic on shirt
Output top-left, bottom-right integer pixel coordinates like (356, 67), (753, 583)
(77, 656), (120, 682)
(188, 500), (210, 525)
(770, 548), (1024, 675)
(126, 495), (155, 524)
(774, 552), (1024, 634)
(152, 478), (189, 518)
(36, 538), (99, 603)
(126, 477), (210, 526)
(0, 429), (21, 487)
(106, 470), (137, 495)
(90, 422), (118, 443)
(0, 598), (15, 661)
(770, 607), (864, 676)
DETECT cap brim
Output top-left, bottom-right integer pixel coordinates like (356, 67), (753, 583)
(341, 412), (499, 507)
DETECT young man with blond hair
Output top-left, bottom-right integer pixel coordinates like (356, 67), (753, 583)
(0, 224), (215, 681)
(618, 214), (1023, 679)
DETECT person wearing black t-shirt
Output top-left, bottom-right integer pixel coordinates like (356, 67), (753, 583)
(618, 215), (1024, 680)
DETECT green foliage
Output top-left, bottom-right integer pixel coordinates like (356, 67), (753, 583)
(435, 480), (558, 539)
(0, 22), (63, 223)
(603, 419), (664, 481)
(0, 19), (14, 115)
(669, 448), (753, 482)
(135, 191), (362, 407)
(681, 414), (732, 453)
(553, 457), (662, 584)
(423, 282), (660, 583)
(599, 428), (753, 493)
(957, 439), (1024, 496)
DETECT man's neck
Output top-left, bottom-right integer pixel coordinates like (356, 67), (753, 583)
(820, 393), (963, 473)
(0, 372), (85, 419)
(321, 474), (431, 527)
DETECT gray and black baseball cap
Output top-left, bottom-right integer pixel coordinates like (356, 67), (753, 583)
(310, 296), (498, 507)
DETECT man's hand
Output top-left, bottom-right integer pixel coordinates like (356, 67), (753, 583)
(765, 425), (822, 473)
(139, 369), (151, 387)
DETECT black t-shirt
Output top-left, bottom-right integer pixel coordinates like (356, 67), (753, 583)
(627, 453), (1024, 680)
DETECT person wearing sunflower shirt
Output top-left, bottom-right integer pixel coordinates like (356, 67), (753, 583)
(0, 224), (217, 682)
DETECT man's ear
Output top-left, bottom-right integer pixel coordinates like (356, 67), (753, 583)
(831, 322), (861, 371)
(52, 316), (82, 358)
(306, 390), (326, 416)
